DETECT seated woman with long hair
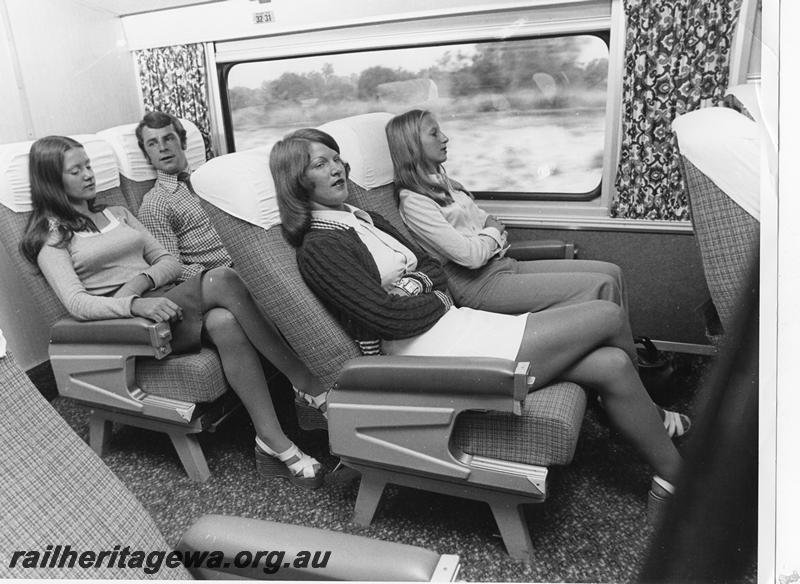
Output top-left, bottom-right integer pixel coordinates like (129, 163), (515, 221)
(271, 128), (688, 513)
(386, 109), (628, 315)
(20, 135), (325, 489)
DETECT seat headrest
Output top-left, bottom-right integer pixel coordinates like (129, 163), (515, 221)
(192, 146), (280, 231)
(193, 113), (395, 230)
(672, 107), (760, 221)
(96, 118), (206, 181)
(0, 135), (120, 213)
(318, 112), (394, 190)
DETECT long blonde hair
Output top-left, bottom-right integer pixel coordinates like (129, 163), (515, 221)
(385, 109), (469, 207)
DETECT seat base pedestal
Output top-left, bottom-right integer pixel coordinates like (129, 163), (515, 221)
(76, 394), (241, 482)
(345, 462), (545, 563)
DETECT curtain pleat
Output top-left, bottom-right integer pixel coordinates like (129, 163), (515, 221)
(611, 0), (742, 220)
(134, 44), (215, 161)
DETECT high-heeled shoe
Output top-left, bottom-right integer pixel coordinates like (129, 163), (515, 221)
(254, 438), (324, 490)
(294, 387), (328, 431)
(647, 475), (675, 524)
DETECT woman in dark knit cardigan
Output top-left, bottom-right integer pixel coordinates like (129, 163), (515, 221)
(271, 128), (685, 516)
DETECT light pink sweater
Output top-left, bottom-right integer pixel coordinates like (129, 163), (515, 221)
(37, 207), (181, 320)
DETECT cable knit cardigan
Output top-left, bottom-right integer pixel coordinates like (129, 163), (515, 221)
(296, 211), (452, 353)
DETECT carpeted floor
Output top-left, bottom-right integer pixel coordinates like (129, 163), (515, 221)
(46, 353), (711, 582)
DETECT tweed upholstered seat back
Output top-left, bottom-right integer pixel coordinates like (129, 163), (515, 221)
(682, 157), (759, 335)
(199, 204), (360, 389)
(0, 349), (190, 580)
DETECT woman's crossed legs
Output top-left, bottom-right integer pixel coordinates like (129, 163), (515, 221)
(197, 268), (325, 477)
(515, 300), (680, 483)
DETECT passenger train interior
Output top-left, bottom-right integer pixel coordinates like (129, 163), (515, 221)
(0, 0), (789, 581)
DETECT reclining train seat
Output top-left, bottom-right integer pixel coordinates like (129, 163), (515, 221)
(672, 87), (760, 338)
(0, 334), (461, 581)
(0, 137), (236, 482)
(189, 112), (588, 562)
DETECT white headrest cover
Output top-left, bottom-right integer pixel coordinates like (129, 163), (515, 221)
(672, 107), (760, 221)
(96, 118), (206, 181)
(318, 112), (394, 189)
(0, 135), (119, 213)
(192, 146), (279, 231)
(75, 134), (120, 193)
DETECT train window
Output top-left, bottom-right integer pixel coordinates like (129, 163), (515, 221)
(224, 35), (608, 200)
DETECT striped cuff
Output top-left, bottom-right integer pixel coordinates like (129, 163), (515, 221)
(434, 290), (453, 311)
(405, 270), (433, 292)
(357, 339), (382, 356)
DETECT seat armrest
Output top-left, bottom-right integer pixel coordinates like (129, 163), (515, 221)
(177, 514), (460, 581)
(329, 357), (538, 487)
(506, 239), (576, 260)
(48, 317), (191, 420)
(337, 356), (532, 403)
(50, 317), (172, 357)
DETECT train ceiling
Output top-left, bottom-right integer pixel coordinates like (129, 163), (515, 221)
(77, 0), (226, 17)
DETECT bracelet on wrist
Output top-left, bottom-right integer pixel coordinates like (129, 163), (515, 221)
(142, 273), (156, 291)
(393, 277), (423, 296)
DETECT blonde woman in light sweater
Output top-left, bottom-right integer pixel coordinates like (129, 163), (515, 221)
(387, 109), (628, 315)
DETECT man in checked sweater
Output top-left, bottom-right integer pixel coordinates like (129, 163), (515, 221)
(136, 111), (232, 281)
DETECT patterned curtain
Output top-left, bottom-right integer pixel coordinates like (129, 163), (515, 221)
(611, 0), (742, 220)
(134, 43), (215, 160)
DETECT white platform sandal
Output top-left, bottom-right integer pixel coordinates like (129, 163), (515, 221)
(662, 409), (691, 438)
(254, 438), (324, 490)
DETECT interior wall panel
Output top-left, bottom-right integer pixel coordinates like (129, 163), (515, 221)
(509, 227), (711, 346)
(0, 0), (142, 366)
(3, 0), (141, 138)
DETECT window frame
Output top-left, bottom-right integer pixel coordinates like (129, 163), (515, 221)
(207, 0), (685, 230)
(219, 30), (610, 202)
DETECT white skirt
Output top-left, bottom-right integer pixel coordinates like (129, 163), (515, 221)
(382, 306), (529, 361)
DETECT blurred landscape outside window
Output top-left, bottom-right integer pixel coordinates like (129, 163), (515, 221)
(226, 36), (608, 196)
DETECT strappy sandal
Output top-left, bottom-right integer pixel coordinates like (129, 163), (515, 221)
(647, 475), (676, 524)
(294, 387), (329, 431)
(661, 409), (691, 439)
(254, 440), (324, 490)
